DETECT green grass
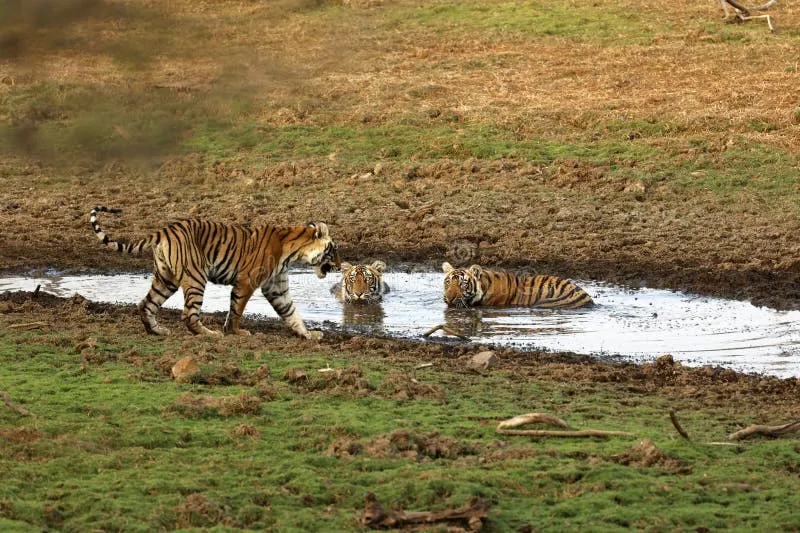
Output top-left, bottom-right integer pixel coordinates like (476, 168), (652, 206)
(2, 323), (799, 532)
(379, 0), (661, 45)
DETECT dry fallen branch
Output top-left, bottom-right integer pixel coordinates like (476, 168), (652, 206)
(1, 391), (32, 416)
(720, 0), (776, 31)
(411, 362), (434, 382)
(669, 408), (690, 440)
(361, 491), (489, 531)
(497, 429), (635, 438)
(728, 420), (800, 441)
(497, 413), (569, 430)
(495, 412), (633, 438)
(422, 324), (470, 341)
(7, 321), (51, 331)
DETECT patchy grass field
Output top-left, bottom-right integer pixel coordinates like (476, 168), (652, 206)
(2, 1), (800, 530)
(2, 292), (800, 531)
(3, 0), (800, 305)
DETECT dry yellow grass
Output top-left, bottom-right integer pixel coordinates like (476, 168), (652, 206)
(3, 0), (799, 147)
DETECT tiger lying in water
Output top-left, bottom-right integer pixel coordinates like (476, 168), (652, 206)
(90, 206), (340, 338)
(442, 262), (593, 309)
(331, 261), (390, 304)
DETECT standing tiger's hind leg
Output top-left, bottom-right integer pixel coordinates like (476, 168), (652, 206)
(138, 271), (178, 336)
(223, 280), (256, 336)
(262, 273), (322, 340)
(180, 279), (221, 337)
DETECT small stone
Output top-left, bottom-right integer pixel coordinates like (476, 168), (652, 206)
(172, 356), (200, 383)
(469, 351), (497, 372)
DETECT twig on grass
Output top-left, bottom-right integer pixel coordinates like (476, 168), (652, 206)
(496, 412), (634, 438)
(496, 429), (636, 438)
(497, 412), (569, 430)
(421, 324), (469, 341)
(670, 408), (690, 440)
(8, 321), (51, 331)
(361, 491), (489, 531)
(1, 391), (32, 416)
(411, 362), (434, 382)
(728, 420), (800, 441)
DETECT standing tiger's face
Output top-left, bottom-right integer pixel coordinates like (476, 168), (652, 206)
(302, 223), (341, 279)
(442, 262), (484, 308)
(340, 261), (387, 303)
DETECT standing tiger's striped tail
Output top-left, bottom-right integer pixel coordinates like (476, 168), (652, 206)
(89, 206), (154, 255)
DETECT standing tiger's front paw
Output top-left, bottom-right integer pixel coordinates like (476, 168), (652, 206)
(305, 330), (323, 341)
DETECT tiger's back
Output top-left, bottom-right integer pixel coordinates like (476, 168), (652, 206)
(442, 262), (593, 309)
(481, 270), (593, 309)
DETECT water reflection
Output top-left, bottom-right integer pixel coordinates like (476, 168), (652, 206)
(443, 307), (485, 337)
(341, 302), (386, 331)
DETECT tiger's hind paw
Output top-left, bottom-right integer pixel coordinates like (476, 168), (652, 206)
(146, 324), (171, 336)
(305, 330), (323, 341)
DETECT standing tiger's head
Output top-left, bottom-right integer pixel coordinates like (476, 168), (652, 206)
(442, 262), (484, 308)
(301, 222), (341, 279)
(339, 261), (387, 304)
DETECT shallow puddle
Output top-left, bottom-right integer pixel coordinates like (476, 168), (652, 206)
(2, 270), (800, 378)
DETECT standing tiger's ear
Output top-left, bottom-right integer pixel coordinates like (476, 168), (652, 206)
(340, 262), (353, 273)
(370, 260), (387, 273)
(467, 264), (483, 277)
(307, 222), (329, 239)
(442, 262), (454, 273)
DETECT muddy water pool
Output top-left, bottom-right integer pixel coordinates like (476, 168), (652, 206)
(2, 270), (799, 378)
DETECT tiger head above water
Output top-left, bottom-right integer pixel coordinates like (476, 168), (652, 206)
(334, 261), (390, 304)
(442, 262), (593, 309)
(442, 262), (485, 308)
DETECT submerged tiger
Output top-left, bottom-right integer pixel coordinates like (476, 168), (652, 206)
(90, 206), (340, 338)
(442, 262), (593, 309)
(331, 261), (390, 304)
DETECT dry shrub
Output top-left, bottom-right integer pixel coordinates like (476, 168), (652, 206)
(642, 354), (679, 386)
(365, 430), (478, 461)
(326, 437), (363, 457)
(154, 355), (180, 376)
(0, 427), (43, 444)
(286, 365), (374, 394)
(231, 424), (262, 439)
(217, 392), (262, 416)
(188, 363), (249, 386)
(174, 493), (223, 528)
(317, 365), (374, 392)
(164, 392), (262, 418)
(611, 438), (692, 474)
(253, 364), (270, 381)
(284, 368), (309, 384)
(254, 381), (282, 401)
(377, 371), (444, 402)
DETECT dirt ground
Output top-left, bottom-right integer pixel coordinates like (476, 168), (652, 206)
(3, 156), (800, 309)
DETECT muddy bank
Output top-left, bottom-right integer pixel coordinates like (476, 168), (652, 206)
(4, 158), (800, 309)
(2, 290), (799, 410)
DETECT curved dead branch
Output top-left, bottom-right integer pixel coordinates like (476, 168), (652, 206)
(1, 391), (32, 416)
(669, 408), (690, 440)
(422, 324), (469, 341)
(497, 429), (635, 438)
(728, 420), (800, 441)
